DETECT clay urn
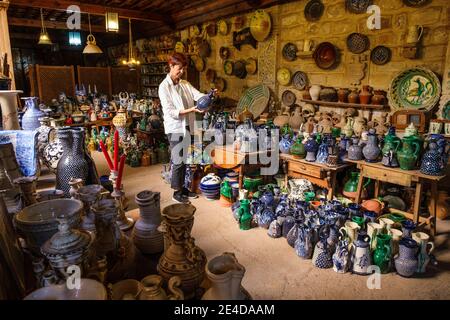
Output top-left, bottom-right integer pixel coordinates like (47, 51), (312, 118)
(359, 85), (373, 104)
(371, 90), (387, 105)
(338, 88), (350, 103)
(348, 88), (360, 104)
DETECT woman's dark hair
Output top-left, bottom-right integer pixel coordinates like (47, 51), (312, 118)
(168, 53), (188, 67)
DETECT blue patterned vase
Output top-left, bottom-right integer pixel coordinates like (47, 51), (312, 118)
(394, 237), (418, 277)
(420, 142), (444, 176)
(21, 97), (45, 131)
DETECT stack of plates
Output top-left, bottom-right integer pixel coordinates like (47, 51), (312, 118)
(224, 172), (239, 183)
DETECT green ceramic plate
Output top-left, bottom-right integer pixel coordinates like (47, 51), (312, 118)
(388, 67), (441, 112)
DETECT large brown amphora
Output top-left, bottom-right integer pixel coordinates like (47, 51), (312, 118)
(157, 204), (206, 299)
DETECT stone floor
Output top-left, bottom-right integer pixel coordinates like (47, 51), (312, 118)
(41, 152), (450, 300)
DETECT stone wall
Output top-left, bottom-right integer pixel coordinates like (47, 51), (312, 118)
(187, 0), (449, 114)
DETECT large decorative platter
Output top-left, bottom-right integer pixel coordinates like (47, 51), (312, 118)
(388, 67), (441, 112)
(370, 46), (391, 65)
(249, 9), (271, 42)
(236, 84), (270, 119)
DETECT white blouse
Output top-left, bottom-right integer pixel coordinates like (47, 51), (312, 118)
(158, 74), (206, 134)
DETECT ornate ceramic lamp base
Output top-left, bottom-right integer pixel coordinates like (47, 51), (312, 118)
(112, 189), (134, 231)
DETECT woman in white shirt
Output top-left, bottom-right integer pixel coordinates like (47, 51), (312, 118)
(158, 53), (209, 204)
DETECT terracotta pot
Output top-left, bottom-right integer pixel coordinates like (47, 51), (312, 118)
(302, 86), (312, 100)
(348, 89), (360, 104)
(371, 90), (386, 105)
(361, 199), (385, 216)
(338, 88), (350, 103)
(359, 85), (373, 104)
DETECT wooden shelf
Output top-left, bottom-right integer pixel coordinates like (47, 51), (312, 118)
(430, 119), (450, 123)
(300, 99), (388, 110)
(141, 73), (166, 76)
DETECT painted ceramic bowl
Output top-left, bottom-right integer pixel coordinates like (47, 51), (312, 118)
(200, 173), (221, 187)
(24, 279), (107, 300)
(14, 199), (83, 255)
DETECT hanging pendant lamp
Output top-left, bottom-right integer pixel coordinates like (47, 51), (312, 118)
(122, 19), (140, 70)
(83, 13), (103, 54)
(38, 8), (53, 45)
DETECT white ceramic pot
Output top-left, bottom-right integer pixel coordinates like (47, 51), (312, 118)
(309, 85), (322, 101)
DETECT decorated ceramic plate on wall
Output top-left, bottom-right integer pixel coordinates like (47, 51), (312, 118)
(249, 9), (272, 42)
(292, 71), (308, 90)
(236, 84), (270, 119)
(345, 0), (372, 13)
(282, 43), (298, 61)
(277, 68), (291, 86)
(347, 33), (370, 54)
(402, 0), (431, 7)
(388, 67), (441, 112)
(282, 90), (297, 106)
(304, 0), (325, 22)
(313, 42), (339, 69)
(224, 60), (234, 75)
(370, 46), (391, 65)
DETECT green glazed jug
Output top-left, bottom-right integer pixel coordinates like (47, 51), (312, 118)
(381, 129), (401, 167)
(343, 172), (370, 199)
(238, 199), (252, 230)
(373, 233), (392, 274)
(220, 180), (232, 198)
(352, 216), (366, 228)
(290, 135), (306, 158)
(397, 136), (421, 170)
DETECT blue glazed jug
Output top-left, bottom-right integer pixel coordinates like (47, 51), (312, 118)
(196, 90), (215, 111)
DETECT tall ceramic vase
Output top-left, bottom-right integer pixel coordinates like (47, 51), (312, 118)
(0, 90), (22, 129)
(202, 252), (250, 300)
(157, 204), (206, 299)
(56, 128), (89, 197)
(132, 190), (164, 254)
(21, 97), (45, 131)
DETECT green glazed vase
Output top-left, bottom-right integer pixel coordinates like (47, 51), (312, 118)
(373, 233), (392, 274)
(397, 136), (421, 170)
(238, 199), (252, 230)
(290, 136), (306, 158)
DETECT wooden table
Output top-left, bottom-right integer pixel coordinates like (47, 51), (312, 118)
(280, 154), (354, 200)
(346, 159), (447, 236)
(212, 145), (274, 189)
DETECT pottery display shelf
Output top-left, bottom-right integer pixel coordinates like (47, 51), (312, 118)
(212, 145), (274, 189)
(345, 159), (447, 236)
(300, 99), (388, 110)
(280, 153), (354, 200)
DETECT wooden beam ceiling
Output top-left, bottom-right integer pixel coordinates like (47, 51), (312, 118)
(8, 17), (128, 34)
(10, 0), (173, 23)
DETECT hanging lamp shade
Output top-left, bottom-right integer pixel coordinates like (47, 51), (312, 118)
(83, 14), (103, 54)
(38, 9), (52, 45)
(106, 12), (119, 32)
(122, 19), (140, 69)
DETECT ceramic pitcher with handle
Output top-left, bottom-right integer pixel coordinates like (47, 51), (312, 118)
(406, 25), (424, 44)
(412, 232), (435, 273)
